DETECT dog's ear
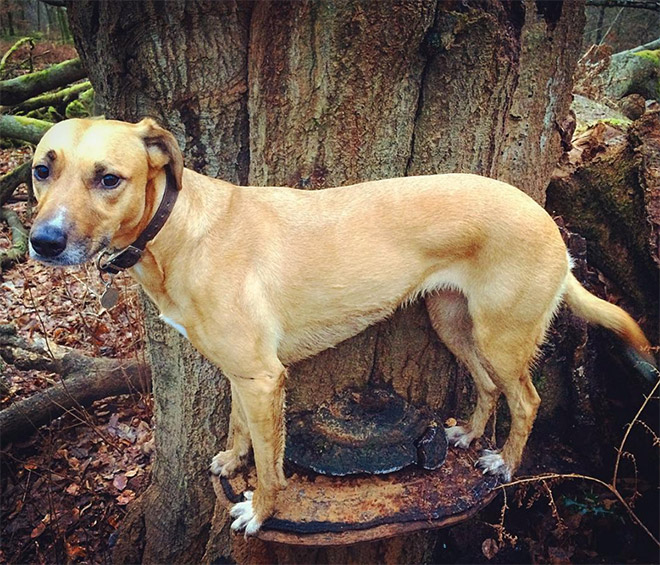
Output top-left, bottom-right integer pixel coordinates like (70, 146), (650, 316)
(136, 118), (184, 190)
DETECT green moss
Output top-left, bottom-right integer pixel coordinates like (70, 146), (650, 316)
(633, 49), (660, 66)
(79, 87), (94, 107)
(65, 88), (95, 119)
(12, 115), (41, 126)
(65, 99), (87, 119)
(633, 50), (660, 98)
(576, 118), (632, 137)
(590, 117), (632, 130)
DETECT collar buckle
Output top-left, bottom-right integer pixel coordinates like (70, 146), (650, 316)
(98, 245), (144, 275)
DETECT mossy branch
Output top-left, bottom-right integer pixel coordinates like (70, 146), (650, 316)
(7, 80), (92, 114)
(0, 161), (31, 206)
(0, 114), (52, 144)
(0, 37), (35, 79)
(0, 58), (86, 106)
(0, 208), (29, 272)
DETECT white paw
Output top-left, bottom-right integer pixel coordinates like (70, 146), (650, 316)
(475, 449), (512, 482)
(210, 450), (243, 477)
(229, 491), (262, 535)
(445, 425), (475, 449)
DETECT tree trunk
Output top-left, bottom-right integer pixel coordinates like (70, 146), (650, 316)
(68, 1), (587, 563)
(68, 2), (250, 563)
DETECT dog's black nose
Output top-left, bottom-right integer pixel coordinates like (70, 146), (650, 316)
(30, 225), (68, 258)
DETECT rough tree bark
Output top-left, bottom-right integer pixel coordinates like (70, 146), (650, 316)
(68, 3), (250, 563)
(68, 1), (587, 563)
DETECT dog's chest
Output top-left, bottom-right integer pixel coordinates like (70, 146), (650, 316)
(159, 314), (189, 339)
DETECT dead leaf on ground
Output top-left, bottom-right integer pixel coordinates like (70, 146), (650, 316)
(113, 473), (128, 491)
(116, 489), (136, 506)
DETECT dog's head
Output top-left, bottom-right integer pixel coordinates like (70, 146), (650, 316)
(29, 118), (183, 266)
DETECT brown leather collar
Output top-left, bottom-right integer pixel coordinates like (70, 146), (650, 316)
(98, 166), (178, 275)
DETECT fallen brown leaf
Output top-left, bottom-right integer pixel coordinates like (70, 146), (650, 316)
(113, 473), (127, 491)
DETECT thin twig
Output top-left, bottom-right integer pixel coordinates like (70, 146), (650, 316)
(613, 375), (660, 488)
(499, 473), (660, 547)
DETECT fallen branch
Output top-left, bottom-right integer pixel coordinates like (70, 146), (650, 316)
(0, 326), (151, 445)
(0, 58), (86, 106)
(0, 208), (29, 272)
(0, 37), (35, 79)
(6, 80), (92, 114)
(0, 161), (31, 206)
(0, 114), (52, 144)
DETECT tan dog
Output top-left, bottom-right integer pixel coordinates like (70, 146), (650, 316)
(29, 118), (653, 535)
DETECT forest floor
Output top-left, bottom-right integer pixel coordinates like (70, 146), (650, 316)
(1, 40), (658, 565)
(0, 169), (153, 564)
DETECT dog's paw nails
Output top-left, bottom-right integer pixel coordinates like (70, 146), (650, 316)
(475, 450), (512, 482)
(244, 515), (262, 536)
(445, 425), (475, 449)
(233, 492), (262, 536)
(210, 450), (244, 477)
(230, 492), (261, 534)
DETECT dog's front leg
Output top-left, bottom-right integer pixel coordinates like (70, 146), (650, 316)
(227, 363), (287, 535)
(210, 382), (252, 477)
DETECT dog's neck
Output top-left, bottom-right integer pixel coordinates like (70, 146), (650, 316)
(127, 168), (235, 311)
(99, 168), (179, 275)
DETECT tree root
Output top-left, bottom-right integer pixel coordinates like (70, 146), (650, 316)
(0, 325), (151, 445)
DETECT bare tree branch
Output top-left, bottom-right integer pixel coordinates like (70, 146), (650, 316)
(0, 326), (151, 445)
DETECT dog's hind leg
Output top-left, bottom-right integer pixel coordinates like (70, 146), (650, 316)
(425, 290), (500, 449)
(227, 361), (288, 535)
(470, 310), (546, 482)
(210, 382), (252, 477)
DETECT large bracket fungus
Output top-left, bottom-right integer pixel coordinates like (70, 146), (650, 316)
(214, 387), (500, 545)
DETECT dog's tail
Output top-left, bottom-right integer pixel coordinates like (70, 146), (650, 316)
(563, 272), (657, 381)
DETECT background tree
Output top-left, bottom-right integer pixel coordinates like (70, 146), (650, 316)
(64, 1), (650, 563)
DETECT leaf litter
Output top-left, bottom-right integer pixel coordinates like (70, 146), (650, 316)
(1, 148), (153, 563)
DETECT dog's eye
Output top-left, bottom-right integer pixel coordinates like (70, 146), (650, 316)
(33, 165), (49, 181)
(101, 174), (121, 189)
